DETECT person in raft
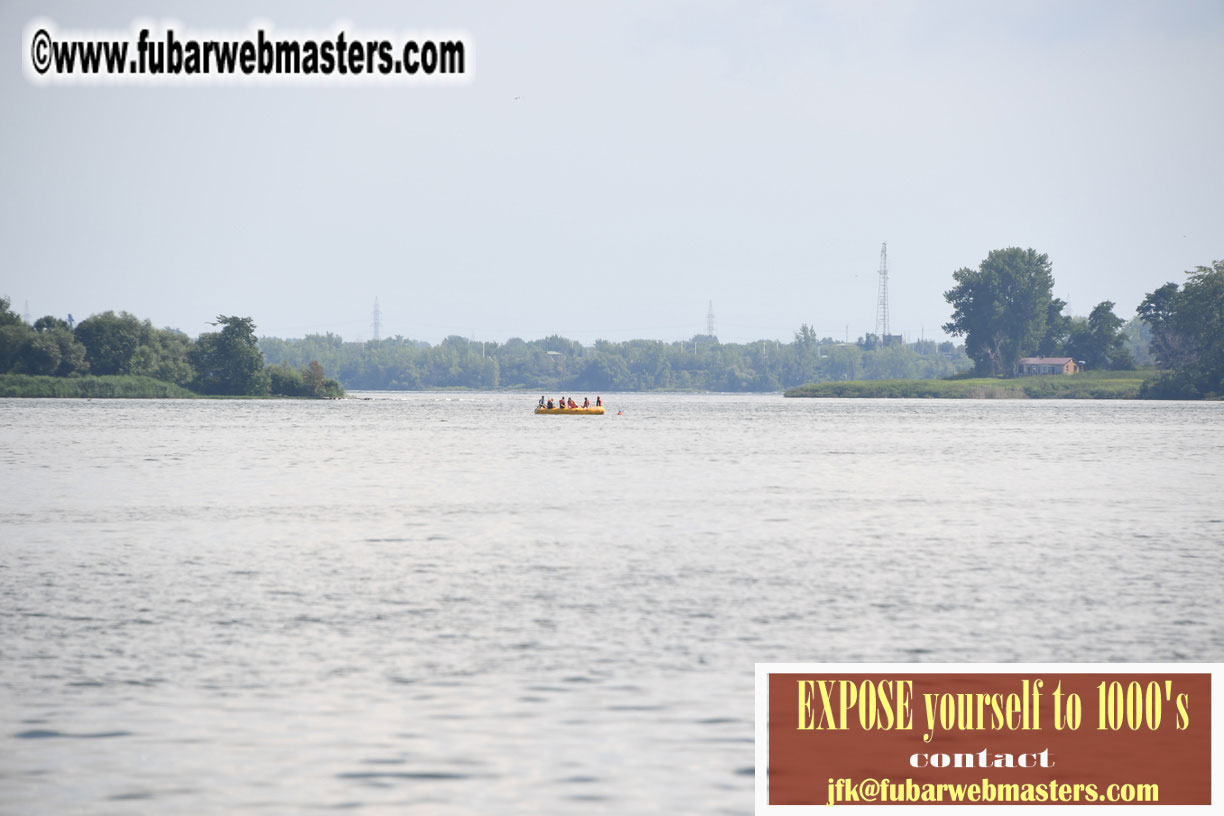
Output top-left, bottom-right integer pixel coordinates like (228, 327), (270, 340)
(539, 395), (546, 408)
(596, 396), (602, 407)
(582, 397), (590, 408)
(568, 397), (577, 409)
(546, 398), (555, 409)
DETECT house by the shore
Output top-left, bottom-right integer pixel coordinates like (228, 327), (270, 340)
(1015, 357), (1081, 376)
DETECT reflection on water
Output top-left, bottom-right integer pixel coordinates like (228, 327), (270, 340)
(2, 394), (1222, 813)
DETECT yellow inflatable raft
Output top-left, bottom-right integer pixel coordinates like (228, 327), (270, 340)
(535, 406), (606, 415)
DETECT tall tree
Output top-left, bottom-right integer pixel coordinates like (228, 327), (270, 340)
(301, 360), (327, 397)
(943, 248), (1055, 376)
(130, 327), (195, 386)
(74, 311), (148, 375)
(32, 318), (90, 376)
(1139, 260), (1224, 398)
(17, 332), (62, 375)
(1065, 301), (1132, 370)
(1137, 282), (1195, 369)
(1037, 297), (1072, 356)
(1177, 261), (1224, 390)
(793, 323), (819, 348)
(0, 296), (34, 372)
(189, 315), (270, 395)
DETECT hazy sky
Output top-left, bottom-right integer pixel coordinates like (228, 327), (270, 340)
(3, 1), (1222, 344)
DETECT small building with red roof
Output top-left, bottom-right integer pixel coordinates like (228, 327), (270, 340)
(1015, 357), (1081, 376)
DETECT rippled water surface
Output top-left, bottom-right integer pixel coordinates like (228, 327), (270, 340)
(2, 394), (1222, 813)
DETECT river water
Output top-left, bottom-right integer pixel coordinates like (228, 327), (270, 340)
(2, 393), (1222, 813)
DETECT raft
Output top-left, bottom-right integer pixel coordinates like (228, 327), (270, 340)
(535, 406), (606, 415)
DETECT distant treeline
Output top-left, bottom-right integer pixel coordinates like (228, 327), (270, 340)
(258, 329), (973, 392)
(5, 252), (1217, 398)
(0, 301), (342, 398)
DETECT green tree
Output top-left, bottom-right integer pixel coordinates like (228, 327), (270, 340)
(17, 332), (61, 375)
(301, 360), (326, 396)
(0, 297), (34, 372)
(189, 315), (270, 395)
(74, 311), (148, 375)
(864, 344), (919, 379)
(33, 315), (70, 332)
(35, 322), (90, 376)
(1121, 316), (1155, 367)
(0, 296), (23, 327)
(1137, 282), (1196, 370)
(943, 248), (1055, 376)
(825, 344), (863, 381)
(1065, 301), (1133, 370)
(130, 326), (194, 385)
(267, 362), (305, 396)
(577, 354), (629, 390)
(1037, 297), (1072, 356)
(1139, 261), (1224, 397)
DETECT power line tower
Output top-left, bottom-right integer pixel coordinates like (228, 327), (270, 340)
(371, 297), (381, 342)
(23, 300), (31, 324)
(706, 300), (716, 337)
(874, 242), (890, 341)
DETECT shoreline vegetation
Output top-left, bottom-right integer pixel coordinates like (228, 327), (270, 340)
(0, 373), (199, 399)
(0, 373), (344, 399)
(2, 252), (1218, 400)
(788, 251), (1220, 400)
(0, 305), (344, 400)
(784, 370), (1157, 400)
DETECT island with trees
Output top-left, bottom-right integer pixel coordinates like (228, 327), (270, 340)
(0, 302), (343, 399)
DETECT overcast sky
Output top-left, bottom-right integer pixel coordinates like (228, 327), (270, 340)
(3, 1), (1222, 344)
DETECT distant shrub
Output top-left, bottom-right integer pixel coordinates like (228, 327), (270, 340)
(267, 362), (305, 396)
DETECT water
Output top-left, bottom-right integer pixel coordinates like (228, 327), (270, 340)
(2, 393), (1222, 813)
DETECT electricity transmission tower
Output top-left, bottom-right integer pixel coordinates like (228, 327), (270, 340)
(706, 300), (716, 337)
(874, 242), (890, 341)
(372, 297), (381, 342)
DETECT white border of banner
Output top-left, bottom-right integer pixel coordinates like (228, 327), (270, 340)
(755, 663), (1221, 814)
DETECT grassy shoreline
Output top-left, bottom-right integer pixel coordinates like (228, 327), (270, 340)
(0, 374), (343, 399)
(784, 370), (1155, 399)
(2, 371), (1159, 400)
(0, 374), (201, 398)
